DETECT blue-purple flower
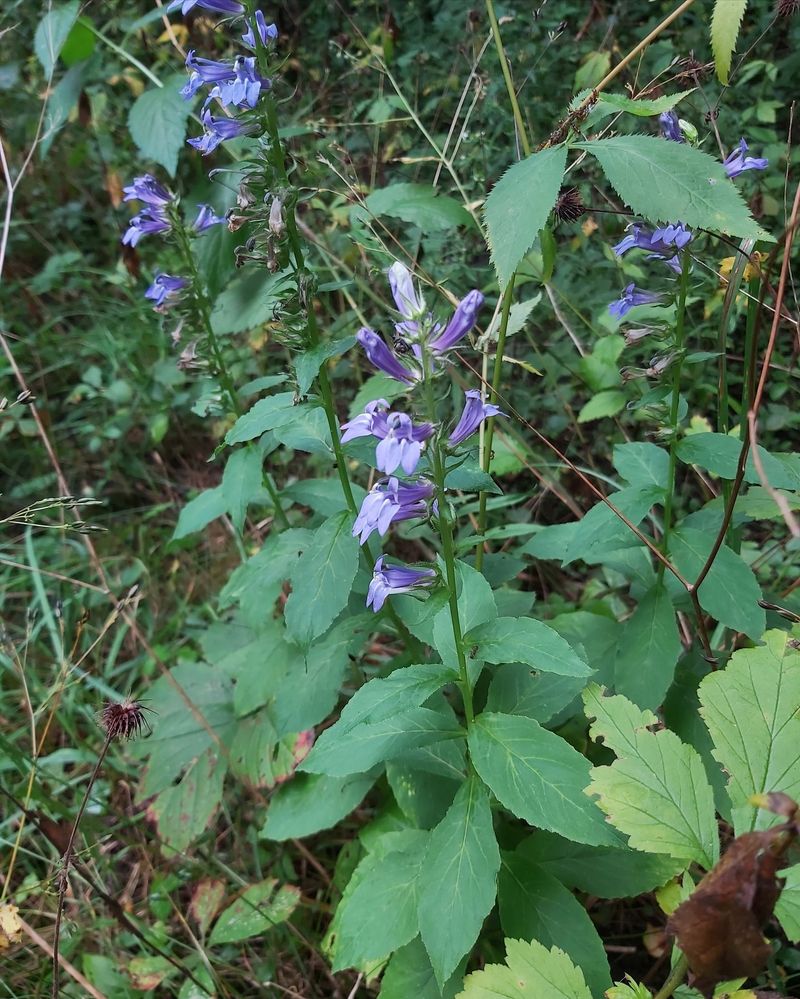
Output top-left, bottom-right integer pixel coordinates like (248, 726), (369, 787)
(193, 204), (226, 232)
(122, 174), (173, 208)
(122, 209), (171, 247)
(608, 283), (663, 320)
(428, 289), (484, 353)
(356, 327), (419, 383)
(388, 261), (426, 337)
(613, 222), (692, 273)
(659, 110), (684, 143)
(242, 10), (278, 47)
(181, 53), (269, 108)
(188, 109), (254, 155)
(352, 477), (434, 544)
(341, 399), (434, 475)
(366, 556), (437, 612)
(448, 390), (504, 447)
(168, 0), (244, 14)
(145, 273), (188, 310)
(723, 138), (768, 179)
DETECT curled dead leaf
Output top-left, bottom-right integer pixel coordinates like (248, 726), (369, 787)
(0, 903), (22, 949)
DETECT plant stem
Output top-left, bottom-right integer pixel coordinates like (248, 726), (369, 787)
(485, 0), (532, 157)
(653, 955), (689, 999)
(658, 252), (691, 582)
(475, 278), (515, 570)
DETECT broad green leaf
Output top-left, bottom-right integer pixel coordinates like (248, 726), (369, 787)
(775, 863), (800, 942)
(584, 686), (719, 868)
(698, 630), (800, 833)
(576, 135), (769, 241)
(282, 477), (367, 517)
(614, 585), (681, 710)
(486, 663), (588, 723)
(433, 560), (497, 676)
(606, 981), (653, 999)
(676, 432), (796, 489)
(34, 1), (80, 76)
(465, 617), (591, 678)
(273, 405), (332, 455)
(219, 528), (314, 623)
(484, 145), (568, 289)
(516, 830), (680, 898)
(284, 511), (360, 646)
(563, 486), (662, 566)
(669, 527), (765, 639)
(456, 937), (592, 999)
(362, 183), (472, 232)
(613, 442), (670, 489)
(484, 295), (541, 341)
(468, 712), (621, 846)
(301, 707), (463, 777)
(381, 938), (465, 999)
(145, 747), (226, 854)
(172, 486), (227, 540)
(228, 712), (310, 789)
(499, 855), (611, 995)
(332, 834), (428, 969)
(711, 0), (748, 84)
(221, 446), (262, 533)
(211, 268), (293, 335)
(418, 778), (500, 987)
(60, 17), (96, 65)
(40, 63), (87, 157)
(575, 50), (610, 90)
(128, 77), (193, 177)
(294, 336), (355, 395)
(207, 879), (300, 945)
(225, 392), (301, 445)
(386, 761), (461, 829)
(577, 389), (626, 423)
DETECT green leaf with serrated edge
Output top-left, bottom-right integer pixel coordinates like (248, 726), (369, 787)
(592, 89), (696, 118)
(294, 336), (355, 395)
(300, 707), (463, 777)
(284, 511), (360, 647)
(455, 937), (592, 999)
(146, 747), (226, 854)
(224, 392), (300, 445)
(486, 664), (588, 723)
(484, 145), (568, 289)
(675, 432), (797, 489)
(516, 830), (680, 898)
(669, 527), (765, 639)
(282, 477), (367, 517)
(711, 0), (747, 84)
(128, 77), (193, 177)
(613, 442), (670, 489)
(329, 664), (456, 734)
(606, 980), (653, 999)
(468, 712), (621, 846)
(418, 778), (500, 988)
(575, 135), (770, 242)
(220, 446), (262, 533)
(563, 485), (662, 566)
(332, 834), (428, 970)
(577, 389), (626, 423)
(584, 685), (718, 868)
(219, 528), (314, 611)
(34, 1), (80, 76)
(698, 630), (800, 834)
(172, 486), (227, 540)
(499, 855), (611, 995)
(207, 879), (300, 945)
(363, 183), (472, 232)
(615, 585), (681, 710)
(775, 863), (800, 942)
(465, 617), (591, 678)
(433, 560), (497, 676)
(211, 268), (293, 335)
(262, 772), (378, 841)
(381, 938), (465, 999)
(386, 761), (460, 829)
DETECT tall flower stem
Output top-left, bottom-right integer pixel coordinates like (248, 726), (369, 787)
(485, 0), (532, 157)
(658, 252), (691, 582)
(475, 277), (515, 570)
(653, 955), (689, 999)
(173, 222), (290, 530)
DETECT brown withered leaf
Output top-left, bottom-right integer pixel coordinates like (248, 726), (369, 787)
(667, 826), (794, 996)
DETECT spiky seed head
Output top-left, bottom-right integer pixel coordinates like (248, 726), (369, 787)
(100, 699), (150, 741)
(553, 187), (585, 223)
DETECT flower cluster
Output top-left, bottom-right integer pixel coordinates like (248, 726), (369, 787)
(344, 263), (504, 613)
(659, 109), (768, 179)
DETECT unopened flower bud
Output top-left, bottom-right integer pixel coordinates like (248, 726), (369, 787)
(268, 195), (285, 237)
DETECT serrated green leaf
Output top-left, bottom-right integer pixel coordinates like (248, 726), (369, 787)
(613, 442), (670, 489)
(221, 446), (263, 533)
(207, 879), (300, 945)
(381, 938), (465, 999)
(362, 183), (472, 232)
(669, 527), (765, 639)
(294, 336), (355, 395)
(484, 145), (568, 289)
(592, 89), (695, 119)
(468, 712), (621, 846)
(465, 617), (591, 677)
(615, 585), (681, 710)
(676, 431), (796, 489)
(128, 77), (193, 177)
(34, 1), (80, 77)
(418, 778), (500, 987)
(225, 392), (300, 445)
(711, 0), (748, 84)
(698, 629), (800, 834)
(456, 937), (593, 999)
(576, 135), (770, 241)
(606, 980), (653, 999)
(577, 389), (626, 423)
(499, 855), (611, 995)
(283, 511), (360, 646)
(486, 663), (588, 724)
(211, 268), (293, 335)
(433, 560), (497, 675)
(563, 486), (662, 566)
(584, 685), (719, 868)
(775, 863), (800, 942)
(145, 747), (226, 854)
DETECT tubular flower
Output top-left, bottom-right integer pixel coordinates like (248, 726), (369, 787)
(181, 53), (269, 108)
(242, 10), (279, 46)
(613, 222), (692, 273)
(448, 390), (504, 447)
(341, 400), (435, 475)
(608, 283), (663, 320)
(366, 556), (437, 612)
(188, 109), (255, 155)
(723, 138), (768, 179)
(352, 477), (435, 544)
(388, 261), (426, 337)
(356, 327), (419, 383)
(168, 0), (245, 14)
(122, 174), (173, 208)
(193, 204), (226, 232)
(428, 289), (484, 353)
(659, 110), (684, 143)
(145, 274), (188, 310)
(122, 209), (171, 247)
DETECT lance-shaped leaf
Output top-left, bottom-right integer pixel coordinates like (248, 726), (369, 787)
(465, 617), (591, 678)
(418, 778), (500, 987)
(711, 0), (748, 84)
(698, 630), (800, 834)
(584, 685), (719, 868)
(614, 584), (681, 711)
(455, 937), (593, 999)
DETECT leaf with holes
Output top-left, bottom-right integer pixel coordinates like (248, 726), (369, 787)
(208, 879), (300, 945)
